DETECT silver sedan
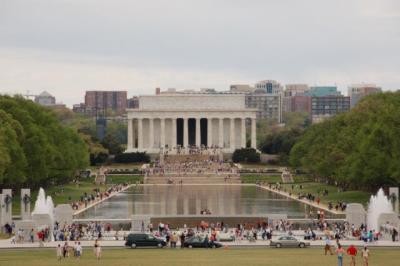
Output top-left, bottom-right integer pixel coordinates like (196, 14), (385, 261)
(270, 236), (310, 248)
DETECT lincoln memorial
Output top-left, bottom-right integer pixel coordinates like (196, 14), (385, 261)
(126, 94), (257, 154)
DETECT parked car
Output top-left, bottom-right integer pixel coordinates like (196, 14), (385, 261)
(125, 233), (167, 248)
(216, 232), (235, 242)
(184, 236), (223, 248)
(270, 236), (310, 248)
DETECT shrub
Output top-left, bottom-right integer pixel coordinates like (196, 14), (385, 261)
(114, 152), (150, 163)
(232, 148), (260, 163)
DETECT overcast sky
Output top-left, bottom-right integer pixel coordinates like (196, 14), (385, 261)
(0, 0), (399, 106)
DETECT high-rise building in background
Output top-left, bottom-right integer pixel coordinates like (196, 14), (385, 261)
(254, 80), (283, 94)
(284, 84), (309, 96)
(230, 84), (255, 93)
(348, 83), (382, 108)
(311, 95), (350, 123)
(85, 91), (127, 115)
(304, 86), (339, 97)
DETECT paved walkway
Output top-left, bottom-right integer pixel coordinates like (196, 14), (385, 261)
(0, 239), (399, 249)
(73, 184), (134, 216)
(258, 185), (345, 215)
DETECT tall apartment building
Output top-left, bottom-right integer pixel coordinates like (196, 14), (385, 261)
(245, 92), (282, 123)
(127, 96), (139, 109)
(348, 84), (382, 108)
(311, 95), (350, 123)
(85, 91), (127, 115)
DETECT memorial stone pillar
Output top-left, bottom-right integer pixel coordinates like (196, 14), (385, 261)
(21, 189), (31, 220)
(241, 118), (246, 148)
(1, 189), (12, 226)
(196, 118), (201, 147)
(149, 118), (154, 149)
(183, 117), (188, 148)
(172, 118), (177, 149)
(138, 118), (143, 150)
(251, 118), (257, 149)
(127, 119), (133, 150)
(160, 118), (166, 148)
(230, 118), (235, 151)
(207, 118), (213, 147)
(218, 118), (224, 148)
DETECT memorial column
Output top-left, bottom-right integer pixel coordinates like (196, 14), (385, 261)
(218, 118), (224, 148)
(138, 118), (143, 150)
(241, 118), (246, 148)
(172, 118), (177, 149)
(230, 118), (235, 151)
(149, 118), (154, 149)
(183, 117), (188, 148)
(160, 118), (165, 148)
(251, 117), (257, 149)
(196, 117), (201, 147)
(207, 118), (213, 147)
(127, 119), (133, 150)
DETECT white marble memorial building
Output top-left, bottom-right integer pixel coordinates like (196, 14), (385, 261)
(126, 94), (257, 154)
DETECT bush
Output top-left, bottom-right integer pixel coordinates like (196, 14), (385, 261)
(232, 148), (260, 163)
(114, 152), (150, 163)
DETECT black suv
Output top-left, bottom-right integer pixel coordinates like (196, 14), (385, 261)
(125, 233), (167, 248)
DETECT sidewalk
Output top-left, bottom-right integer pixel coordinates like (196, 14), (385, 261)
(1, 239), (399, 249)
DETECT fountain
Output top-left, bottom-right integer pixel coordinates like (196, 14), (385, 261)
(31, 188), (55, 240)
(367, 188), (394, 231)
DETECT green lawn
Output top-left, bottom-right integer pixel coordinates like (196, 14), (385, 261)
(281, 182), (371, 206)
(241, 174), (282, 184)
(0, 248), (398, 266)
(12, 175), (143, 215)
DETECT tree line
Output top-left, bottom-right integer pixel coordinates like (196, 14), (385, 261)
(0, 96), (89, 189)
(290, 92), (400, 191)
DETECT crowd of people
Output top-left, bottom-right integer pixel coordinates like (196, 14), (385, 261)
(146, 159), (237, 177)
(70, 183), (130, 210)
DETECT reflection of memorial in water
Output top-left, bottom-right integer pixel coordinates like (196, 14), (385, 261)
(76, 185), (325, 221)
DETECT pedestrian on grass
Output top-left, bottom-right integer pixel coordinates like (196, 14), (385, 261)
(94, 239), (101, 260)
(63, 241), (69, 258)
(76, 242), (82, 260)
(361, 245), (370, 266)
(347, 244), (357, 266)
(56, 244), (62, 261)
(335, 243), (345, 266)
(324, 237), (333, 255)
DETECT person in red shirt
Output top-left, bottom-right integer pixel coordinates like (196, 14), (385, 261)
(347, 245), (358, 266)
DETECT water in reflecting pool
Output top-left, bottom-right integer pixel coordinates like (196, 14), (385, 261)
(76, 185), (320, 219)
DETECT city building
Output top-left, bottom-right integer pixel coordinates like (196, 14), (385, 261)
(348, 83), (382, 108)
(34, 91), (55, 106)
(230, 84), (255, 93)
(284, 95), (312, 114)
(245, 92), (282, 122)
(311, 95), (350, 123)
(254, 80), (283, 94)
(85, 91), (127, 115)
(126, 94), (257, 154)
(284, 84), (309, 96)
(34, 91), (66, 108)
(127, 96), (139, 109)
(304, 86), (339, 97)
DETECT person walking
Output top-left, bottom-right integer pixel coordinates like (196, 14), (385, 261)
(94, 239), (101, 260)
(180, 232), (185, 248)
(62, 241), (69, 258)
(347, 244), (358, 266)
(335, 243), (345, 266)
(361, 245), (370, 266)
(56, 244), (63, 261)
(324, 237), (333, 255)
(76, 242), (83, 259)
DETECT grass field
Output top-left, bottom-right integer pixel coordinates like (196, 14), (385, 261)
(12, 175), (144, 215)
(0, 248), (398, 266)
(241, 174), (282, 184)
(281, 182), (371, 206)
